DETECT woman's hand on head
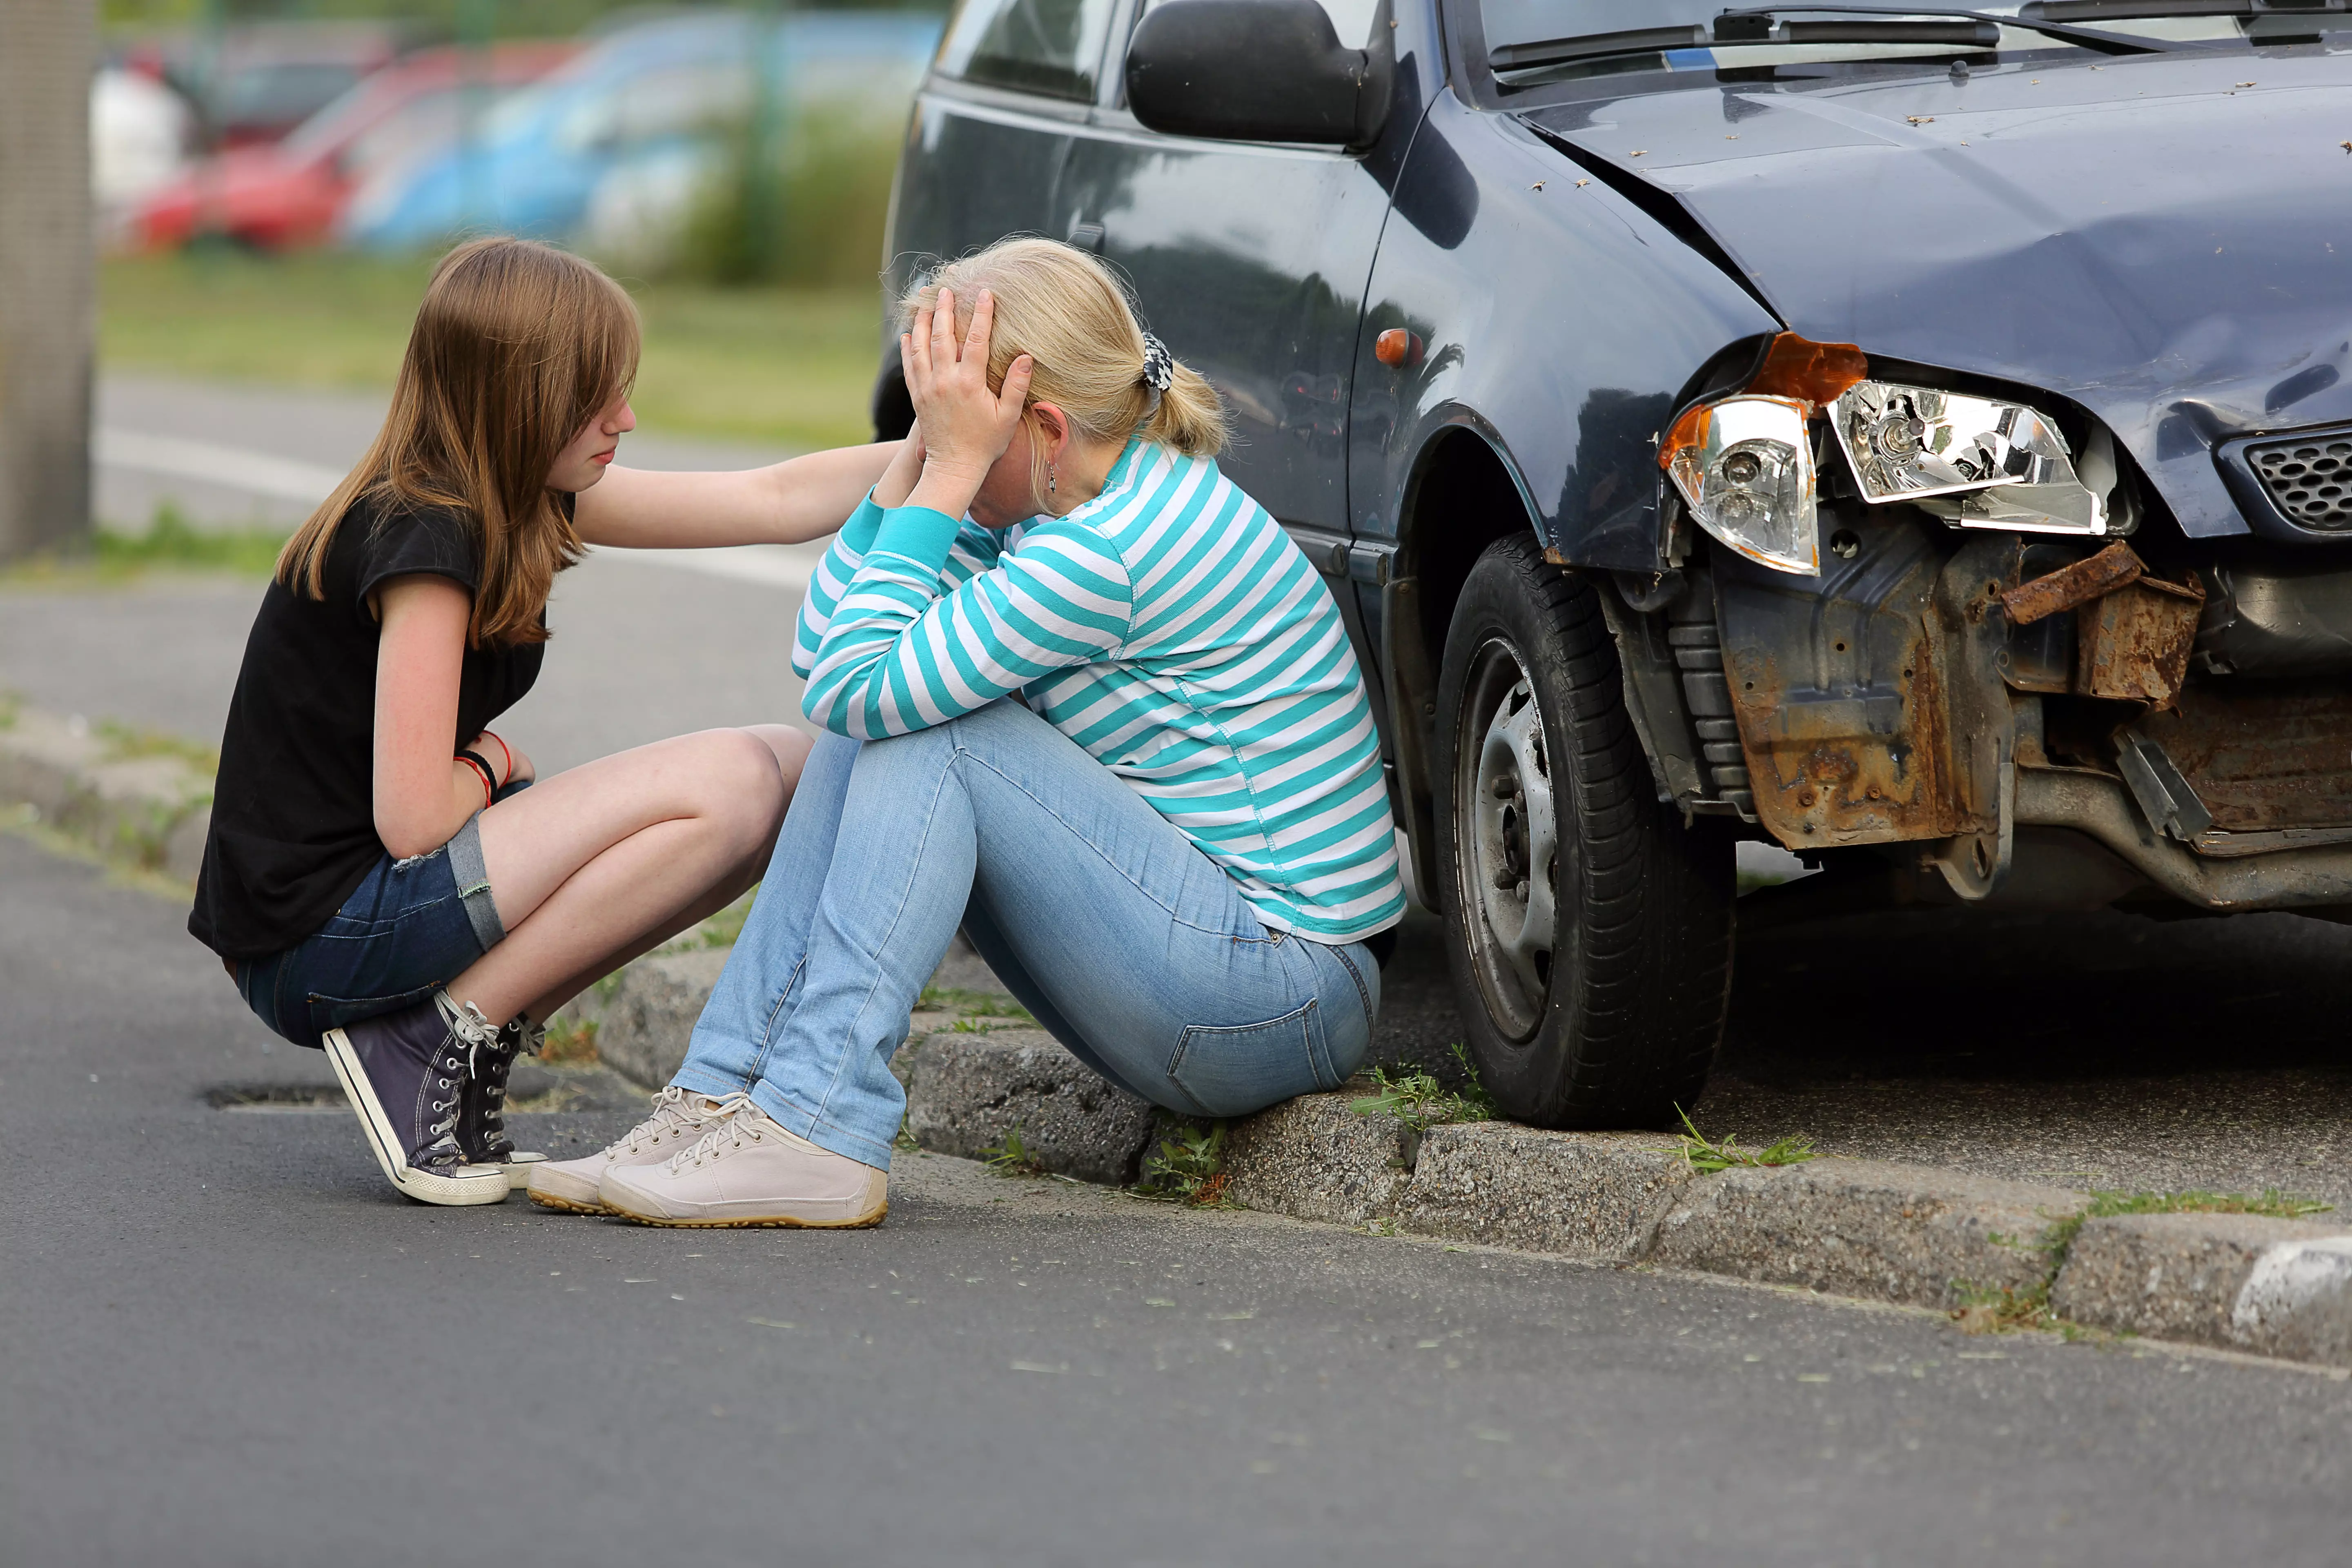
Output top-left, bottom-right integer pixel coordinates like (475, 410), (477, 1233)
(903, 288), (1031, 518)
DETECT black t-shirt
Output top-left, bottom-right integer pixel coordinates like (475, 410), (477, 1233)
(189, 494), (544, 959)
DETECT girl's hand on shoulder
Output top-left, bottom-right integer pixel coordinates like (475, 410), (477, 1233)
(904, 288), (1031, 514)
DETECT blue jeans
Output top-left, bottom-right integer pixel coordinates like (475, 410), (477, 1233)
(673, 700), (1380, 1169)
(234, 811), (506, 1049)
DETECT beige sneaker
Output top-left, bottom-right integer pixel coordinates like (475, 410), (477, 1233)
(597, 1103), (887, 1228)
(524, 1086), (744, 1215)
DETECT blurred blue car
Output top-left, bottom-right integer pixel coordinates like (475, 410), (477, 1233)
(342, 9), (941, 252)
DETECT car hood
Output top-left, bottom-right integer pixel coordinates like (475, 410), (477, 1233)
(1519, 45), (2352, 537)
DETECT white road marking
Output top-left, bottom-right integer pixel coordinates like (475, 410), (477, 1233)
(96, 427), (347, 504)
(96, 426), (820, 592)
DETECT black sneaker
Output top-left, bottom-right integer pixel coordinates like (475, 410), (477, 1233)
(323, 993), (511, 1206)
(456, 1016), (548, 1179)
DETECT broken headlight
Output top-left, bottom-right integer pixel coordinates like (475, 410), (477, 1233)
(1831, 380), (2108, 535)
(1661, 394), (1818, 575)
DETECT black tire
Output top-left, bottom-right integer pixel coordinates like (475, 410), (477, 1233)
(1432, 535), (1734, 1128)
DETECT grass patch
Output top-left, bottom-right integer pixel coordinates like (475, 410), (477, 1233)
(980, 1125), (1045, 1178)
(1132, 1121), (1234, 1207)
(102, 252), (884, 451)
(540, 1017), (601, 1067)
(1953, 1187), (2338, 1336)
(1675, 1107), (1817, 1174)
(917, 987), (1034, 1020)
(1, 506), (291, 585)
(1349, 1042), (1496, 1132)
(97, 718), (218, 777)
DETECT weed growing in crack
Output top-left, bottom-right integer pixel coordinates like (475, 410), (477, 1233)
(981, 1126), (1045, 1177)
(1350, 1044), (1497, 1132)
(895, 1111), (920, 1154)
(949, 1017), (1029, 1034)
(1675, 1107), (1816, 1173)
(1952, 1187), (2337, 1335)
(1133, 1122), (1233, 1207)
(540, 1017), (600, 1067)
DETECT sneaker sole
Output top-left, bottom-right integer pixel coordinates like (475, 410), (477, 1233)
(323, 1028), (511, 1207)
(607, 1202), (888, 1230)
(526, 1189), (612, 1216)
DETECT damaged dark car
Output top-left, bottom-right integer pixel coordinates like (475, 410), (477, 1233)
(879, 0), (2352, 1127)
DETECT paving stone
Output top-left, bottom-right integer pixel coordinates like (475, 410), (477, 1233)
(1397, 1122), (1695, 1260)
(1649, 1158), (2085, 1308)
(0, 704), (209, 875)
(896, 1028), (1158, 1185)
(1223, 1094), (1415, 1226)
(2051, 1212), (2352, 1367)
(589, 947), (732, 1088)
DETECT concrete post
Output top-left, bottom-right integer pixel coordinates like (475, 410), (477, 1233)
(0, 0), (98, 562)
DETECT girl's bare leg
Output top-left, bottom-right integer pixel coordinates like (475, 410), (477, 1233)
(447, 724), (811, 1026)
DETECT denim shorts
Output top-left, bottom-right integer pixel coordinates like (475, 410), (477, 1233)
(235, 813), (506, 1049)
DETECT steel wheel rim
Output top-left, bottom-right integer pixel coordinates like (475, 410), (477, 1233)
(1454, 637), (1558, 1042)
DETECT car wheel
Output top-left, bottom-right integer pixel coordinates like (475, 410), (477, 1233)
(1433, 535), (1734, 1128)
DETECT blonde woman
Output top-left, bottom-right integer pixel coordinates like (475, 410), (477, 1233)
(530, 238), (1406, 1228)
(194, 238), (898, 1206)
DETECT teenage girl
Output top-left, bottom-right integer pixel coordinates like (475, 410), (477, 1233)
(526, 237), (1406, 1227)
(192, 237), (899, 1206)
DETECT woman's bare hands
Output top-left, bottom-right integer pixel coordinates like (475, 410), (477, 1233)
(904, 287), (1032, 519)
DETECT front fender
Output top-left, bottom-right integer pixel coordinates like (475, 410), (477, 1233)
(1348, 91), (1781, 571)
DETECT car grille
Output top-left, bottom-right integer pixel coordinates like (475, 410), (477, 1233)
(2246, 434), (2352, 531)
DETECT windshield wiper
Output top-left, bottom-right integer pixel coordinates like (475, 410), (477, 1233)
(1491, 3), (2169, 72)
(1489, 24), (1709, 71)
(1715, 5), (2173, 53)
(2023, 0), (2343, 19)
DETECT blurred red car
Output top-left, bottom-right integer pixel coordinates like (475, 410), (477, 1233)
(132, 41), (577, 252)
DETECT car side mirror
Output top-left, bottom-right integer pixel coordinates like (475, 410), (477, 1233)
(1125, 0), (1392, 148)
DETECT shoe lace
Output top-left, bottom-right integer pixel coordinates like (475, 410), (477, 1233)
(668, 1103), (768, 1174)
(606, 1086), (743, 1159)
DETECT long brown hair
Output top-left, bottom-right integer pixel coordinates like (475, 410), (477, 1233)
(276, 237), (639, 646)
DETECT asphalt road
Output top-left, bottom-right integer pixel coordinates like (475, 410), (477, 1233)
(6, 833), (2352, 1568)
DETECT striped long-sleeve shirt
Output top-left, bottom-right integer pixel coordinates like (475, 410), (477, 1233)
(794, 440), (1405, 943)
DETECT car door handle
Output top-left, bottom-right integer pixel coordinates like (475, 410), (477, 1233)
(1066, 218), (1106, 254)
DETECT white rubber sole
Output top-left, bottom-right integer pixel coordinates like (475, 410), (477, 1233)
(323, 1028), (511, 1207)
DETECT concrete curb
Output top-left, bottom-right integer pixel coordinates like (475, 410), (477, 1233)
(0, 703), (211, 882)
(894, 1027), (1160, 1186)
(1648, 1159), (2081, 1310)
(2052, 1212), (2352, 1366)
(541, 941), (2352, 1371)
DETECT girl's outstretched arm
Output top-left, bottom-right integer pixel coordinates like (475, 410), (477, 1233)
(572, 438), (910, 550)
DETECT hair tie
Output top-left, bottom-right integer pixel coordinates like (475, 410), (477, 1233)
(1139, 332), (1175, 393)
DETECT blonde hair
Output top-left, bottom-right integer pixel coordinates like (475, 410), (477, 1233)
(276, 237), (639, 647)
(898, 238), (1227, 510)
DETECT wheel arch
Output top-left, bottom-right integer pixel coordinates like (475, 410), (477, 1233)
(1384, 416), (1550, 901)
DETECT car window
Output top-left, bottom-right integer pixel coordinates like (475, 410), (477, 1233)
(936, 0), (1120, 101)
(1136, 0), (1381, 48)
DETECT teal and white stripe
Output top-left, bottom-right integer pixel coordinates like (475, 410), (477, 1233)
(795, 441), (1404, 942)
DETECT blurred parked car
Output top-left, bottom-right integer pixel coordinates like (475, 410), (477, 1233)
(92, 64), (193, 238)
(342, 10), (940, 254)
(130, 41), (578, 252)
(146, 22), (408, 149)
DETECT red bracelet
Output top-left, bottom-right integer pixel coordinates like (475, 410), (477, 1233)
(481, 731), (514, 785)
(456, 752), (496, 810)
